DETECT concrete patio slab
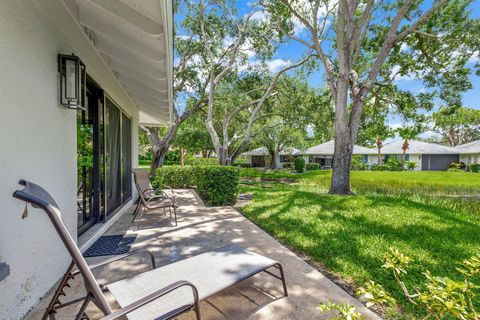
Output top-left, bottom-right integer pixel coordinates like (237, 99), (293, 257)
(25, 189), (380, 320)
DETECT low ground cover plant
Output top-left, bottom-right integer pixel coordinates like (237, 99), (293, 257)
(320, 249), (480, 319)
(154, 165), (239, 205)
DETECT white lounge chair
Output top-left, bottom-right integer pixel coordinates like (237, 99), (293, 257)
(13, 180), (287, 320)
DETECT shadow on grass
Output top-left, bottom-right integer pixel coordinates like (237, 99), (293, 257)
(241, 186), (480, 317)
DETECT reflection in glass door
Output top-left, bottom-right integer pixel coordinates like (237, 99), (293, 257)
(77, 84), (100, 235)
(104, 98), (132, 217)
(105, 98), (122, 216)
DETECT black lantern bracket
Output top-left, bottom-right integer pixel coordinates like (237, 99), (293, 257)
(58, 53), (86, 110)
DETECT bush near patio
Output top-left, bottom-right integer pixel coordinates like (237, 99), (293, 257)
(238, 170), (480, 318)
(154, 165), (239, 206)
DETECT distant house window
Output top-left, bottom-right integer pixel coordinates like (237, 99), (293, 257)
(363, 155), (368, 163)
(405, 154), (410, 161)
(280, 155), (286, 163)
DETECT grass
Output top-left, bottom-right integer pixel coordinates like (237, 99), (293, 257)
(239, 170), (480, 318)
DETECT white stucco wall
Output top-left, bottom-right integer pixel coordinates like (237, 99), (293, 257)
(0, 2), (77, 318)
(460, 153), (480, 165)
(367, 155), (379, 167)
(0, 1), (140, 319)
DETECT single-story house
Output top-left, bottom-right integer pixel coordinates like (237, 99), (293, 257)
(456, 140), (480, 165)
(372, 139), (459, 171)
(303, 140), (374, 168)
(0, 1), (173, 318)
(242, 147), (300, 168)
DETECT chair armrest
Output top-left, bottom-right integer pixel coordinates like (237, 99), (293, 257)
(100, 280), (200, 320)
(143, 188), (167, 198)
(73, 250), (156, 276)
(163, 186), (176, 197)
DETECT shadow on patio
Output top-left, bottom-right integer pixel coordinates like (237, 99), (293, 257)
(26, 189), (380, 320)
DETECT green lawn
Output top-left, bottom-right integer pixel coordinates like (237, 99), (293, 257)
(239, 170), (480, 318)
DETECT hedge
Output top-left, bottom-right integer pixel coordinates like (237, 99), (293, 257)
(184, 157), (218, 166)
(469, 163), (480, 173)
(306, 163), (320, 170)
(294, 157), (306, 173)
(154, 165), (239, 206)
(195, 166), (240, 206)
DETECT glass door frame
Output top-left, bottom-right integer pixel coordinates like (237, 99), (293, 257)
(102, 93), (133, 222)
(77, 77), (103, 236)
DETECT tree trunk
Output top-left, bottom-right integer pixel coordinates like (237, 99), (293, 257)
(150, 147), (168, 176)
(329, 128), (354, 195)
(217, 146), (230, 165)
(146, 123), (179, 176)
(329, 72), (354, 195)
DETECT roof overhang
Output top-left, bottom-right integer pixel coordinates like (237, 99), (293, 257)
(75, 0), (173, 126)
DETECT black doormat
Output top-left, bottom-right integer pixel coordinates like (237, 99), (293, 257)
(83, 234), (137, 257)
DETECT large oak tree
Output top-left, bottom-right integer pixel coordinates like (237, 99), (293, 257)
(265, 0), (480, 194)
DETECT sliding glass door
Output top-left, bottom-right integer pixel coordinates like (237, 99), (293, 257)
(77, 80), (133, 235)
(104, 97), (132, 217)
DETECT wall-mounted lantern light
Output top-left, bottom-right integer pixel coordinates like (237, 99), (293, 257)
(58, 54), (86, 110)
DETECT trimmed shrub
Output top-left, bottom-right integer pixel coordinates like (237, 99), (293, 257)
(469, 163), (480, 173)
(165, 150), (180, 164)
(195, 166), (239, 206)
(306, 163), (320, 170)
(139, 159), (152, 166)
(294, 157), (306, 173)
(154, 166), (199, 188)
(154, 165), (239, 206)
(185, 157), (218, 166)
(234, 162), (252, 168)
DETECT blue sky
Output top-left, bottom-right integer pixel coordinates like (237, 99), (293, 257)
(176, 1), (480, 133)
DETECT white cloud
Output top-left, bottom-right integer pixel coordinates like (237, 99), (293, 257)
(388, 122), (403, 130)
(266, 59), (292, 73)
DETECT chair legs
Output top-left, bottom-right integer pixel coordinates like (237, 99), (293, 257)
(132, 200), (140, 216)
(132, 204), (177, 226)
(131, 202), (143, 223)
(173, 206), (177, 226)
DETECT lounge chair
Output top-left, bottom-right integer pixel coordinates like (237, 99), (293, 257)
(132, 168), (178, 225)
(13, 180), (287, 320)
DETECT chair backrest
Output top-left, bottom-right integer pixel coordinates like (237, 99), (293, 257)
(13, 180), (113, 315)
(132, 168), (152, 204)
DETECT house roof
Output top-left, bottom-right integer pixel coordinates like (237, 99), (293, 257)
(241, 147), (300, 157)
(455, 140), (480, 154)
(381, 139), (458, 154)
(303, 140), (374, 155)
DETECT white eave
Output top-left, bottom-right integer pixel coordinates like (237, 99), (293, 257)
(75, 0), (173, 126)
